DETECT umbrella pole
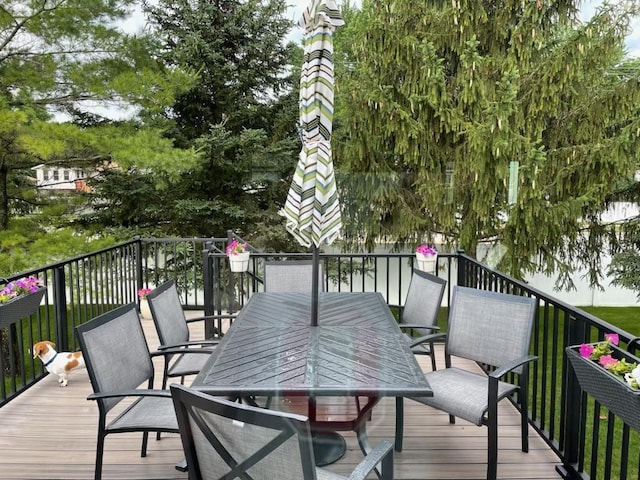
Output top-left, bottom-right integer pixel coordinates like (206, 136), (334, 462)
(311, 245), (319, 326)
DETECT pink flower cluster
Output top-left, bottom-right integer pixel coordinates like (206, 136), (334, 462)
(416, 244), (437, 256)
(137, 288), (153, 299)
(579, 333), (620, 369)
(226, 240), (247, 256)
(0, 276), (43, 304)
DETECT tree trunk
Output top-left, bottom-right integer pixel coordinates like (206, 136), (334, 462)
(0, 166), (8, 230)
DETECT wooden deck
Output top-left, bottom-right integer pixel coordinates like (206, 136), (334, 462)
(0, 315), (562, 480)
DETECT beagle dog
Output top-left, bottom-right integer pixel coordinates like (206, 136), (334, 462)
(32, 341), (85, 387)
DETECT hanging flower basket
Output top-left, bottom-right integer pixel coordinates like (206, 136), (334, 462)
(226, 239), (250, 273)
(0, 287), (46, 329)
(566, 343), (640, 431)
(229, 251), (250, 273)
(415, 244), (437, 273)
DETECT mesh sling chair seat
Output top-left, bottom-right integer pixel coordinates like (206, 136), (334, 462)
(392, 269), (447, 452)
(405, 286), (538, 480)
(263, 260), (324, 293)
(75, 303), (180, 480)
(146, 280), (222, 390)
(170, 384), (395, 480)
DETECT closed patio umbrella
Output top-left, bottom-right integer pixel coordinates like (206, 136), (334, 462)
(282, 0), (344, 327)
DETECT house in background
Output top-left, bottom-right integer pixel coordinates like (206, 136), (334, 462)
(31, 165), (105, 193)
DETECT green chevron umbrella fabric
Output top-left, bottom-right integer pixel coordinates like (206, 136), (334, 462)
(283, 0), (344, 248)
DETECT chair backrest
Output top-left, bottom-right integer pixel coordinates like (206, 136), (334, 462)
(76, 303), (154, 413)
(446, 286), (537, 368)
(401, 270), (447, 336)
(263, 260), (324, 293)
(171, 384), (318, 480)
(147, 280), (190, 348)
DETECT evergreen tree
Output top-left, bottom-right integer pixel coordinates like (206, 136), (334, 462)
(127, 0), (302, 241)
(0, 0), (198, 230)
(334, 0), (640, 286)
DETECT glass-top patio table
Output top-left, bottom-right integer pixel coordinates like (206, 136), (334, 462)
(192, 291), (432, 467)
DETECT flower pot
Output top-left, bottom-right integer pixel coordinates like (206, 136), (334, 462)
(566, 344), (640, 431)
(139, 298), (152, 320)
(0, 287), (46, 329)
(415, 253), (437, 273)
(229, 251), (250, 273)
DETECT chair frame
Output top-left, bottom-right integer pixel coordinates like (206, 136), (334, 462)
(407, 287), (538, 480)
(171, 384), (395, 480)
(398, 269), (447, 371)
(75, 303), (180, 480)
(147, 280), (222, 389)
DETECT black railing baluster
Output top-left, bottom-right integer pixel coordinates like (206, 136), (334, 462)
(53, 266), (68, 351)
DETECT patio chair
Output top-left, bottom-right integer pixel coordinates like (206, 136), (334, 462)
(75, 303), (180, 480)
(398, 269), (447, 371)
(405, 286), (538, 480)
(146, 280), (221, 390)
(263, 259), (324, 293)
(170, 383), (395, 480)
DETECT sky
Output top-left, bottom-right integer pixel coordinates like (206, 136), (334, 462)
(124, 1), (639, 57)
(287, 0), (640, 57)
(107, 0), (636, 121)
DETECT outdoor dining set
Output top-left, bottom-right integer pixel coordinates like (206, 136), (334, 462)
(74, 262), (539, 480)
(73, 2), (538, 475)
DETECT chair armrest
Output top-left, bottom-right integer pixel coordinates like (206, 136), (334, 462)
(399, 324), (440, 332)
(489, 354), (538, 379)
(409, 332), (447, 349)
(185, 314), (236, 324)
(87, 389), (171, 401)
(347, 440), (394, 480)
(157, 339), (220, 350)
(150, 346), (216, 357)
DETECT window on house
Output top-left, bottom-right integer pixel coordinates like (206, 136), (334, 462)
(53, 170), (59, 181)
(63, 170), (70, 181)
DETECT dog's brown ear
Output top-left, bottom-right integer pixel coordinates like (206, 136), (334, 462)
(32, 343), (43, 358)
(44, 340), (56, 348)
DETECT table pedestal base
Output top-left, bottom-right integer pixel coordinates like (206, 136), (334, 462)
(312, 431), (346, 466)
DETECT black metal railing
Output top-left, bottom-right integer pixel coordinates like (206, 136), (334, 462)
(2, 236), (638, 480)
(0, 236), (226, 406)
(204, 231), (458, 316)
(204, 242), (640, 478)
(457, 252), (640, 480)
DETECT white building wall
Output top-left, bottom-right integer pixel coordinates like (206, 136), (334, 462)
(32, 165), (89, 190)
(527, 202), (640, 306)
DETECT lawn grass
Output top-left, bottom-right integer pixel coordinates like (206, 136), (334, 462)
(578, 306), (640, 337)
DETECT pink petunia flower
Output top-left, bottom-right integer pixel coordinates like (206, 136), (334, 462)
(416, 244), (437, 256)
(137, 288), (153, 299)
(579, 344), (594, 358)
(599, 355), (619, 369)
(605, 333), (619, 346)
